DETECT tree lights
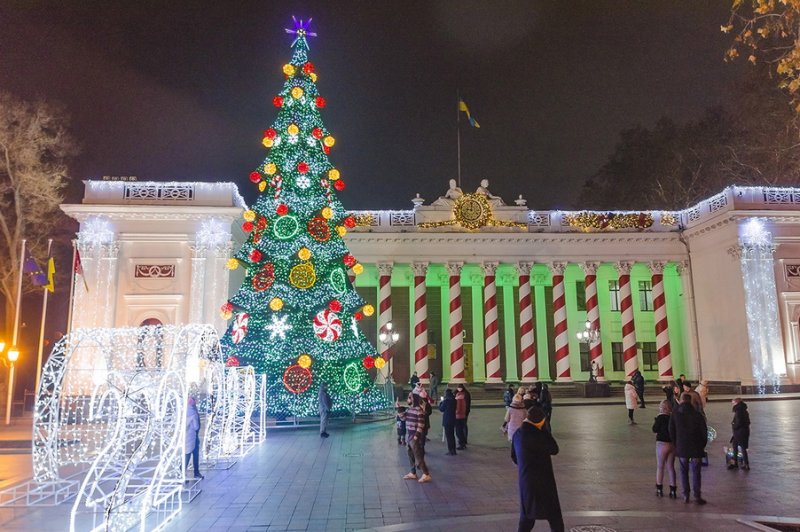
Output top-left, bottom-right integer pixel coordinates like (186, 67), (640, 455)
(219, 19), (389, 417)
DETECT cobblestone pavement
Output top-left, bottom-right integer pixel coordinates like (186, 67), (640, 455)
(1, 399), (799, 531)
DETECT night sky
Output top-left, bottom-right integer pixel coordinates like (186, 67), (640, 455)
(0, 1), (747, 210)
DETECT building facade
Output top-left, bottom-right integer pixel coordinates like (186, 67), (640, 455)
(62, 180), (800, 390)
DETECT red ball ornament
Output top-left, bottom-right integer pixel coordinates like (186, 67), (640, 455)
(362, 356), (375, 369)
(273, 96), (284, 107)
(323, 145), (331, 155)
(343, 216), (356, 229)
(276, 204), (289, 216)
(343, 254), (356, 267)
(221, 302), (233, 313)
(315, 96), (326, 108)
(252, 263), (276, 291)
(226, 356), (240, 367)
(307, 216), (331, 242)
(303, 62), (315, 74)
(329, 299), (342, 312)
(264, 128), (277, 139)
(354, 311), (363, 321)
(333, 179), (345, 191)
(249, 171), (261, 183)
(312, 127), (323, 139)
(249, 249), (262, 263)
(297, 161), (309, 174)
(242, 221), (254, 232)
(256, 216), (268, 230)
(283, 364), (312, 394)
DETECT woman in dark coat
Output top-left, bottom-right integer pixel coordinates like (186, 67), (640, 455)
(438, 389), (457, 455)
(730, 398), (751, 469)
(511, 407), (564, 532)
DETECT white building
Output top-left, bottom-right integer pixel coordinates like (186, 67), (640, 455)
(62, 180), (800, 392)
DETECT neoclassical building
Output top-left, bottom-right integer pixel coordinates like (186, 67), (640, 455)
(62, 179), (800, 391)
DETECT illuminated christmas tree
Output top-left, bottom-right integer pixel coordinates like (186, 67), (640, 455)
(219, 18), (389, 417)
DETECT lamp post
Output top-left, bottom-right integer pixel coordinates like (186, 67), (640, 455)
(5, 346), (19, 425)
(378, 321), (400, 402)
(576, 320), (600, 383)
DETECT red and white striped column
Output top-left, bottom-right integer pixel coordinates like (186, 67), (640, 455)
(377, 262), (393, 358)
(551, 262), (572, 381)
(519, 262), (538, 382)
(447, 261), (466, 383)
(483, 262), (502, 383)
(412, 262), (430, 383)
(617, 261), (639, 377)
(650, 261), (674, 379)
(582, 262), (605, 381)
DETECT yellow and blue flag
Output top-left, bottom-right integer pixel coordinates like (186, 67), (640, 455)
(458, 99), (480, 128)
(45, 257), (55, 293)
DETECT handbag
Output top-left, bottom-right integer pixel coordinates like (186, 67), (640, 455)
(725, 445), (738, 469)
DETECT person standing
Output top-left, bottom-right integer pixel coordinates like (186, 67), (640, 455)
(695, 380), (710, 409)
(439, 388), (457, 455)
(504, 392), (528, 442)
(462, 384), (472, 444)
(410, 372), (420, 390)
(676, 374), (686, 392)
(455, 384), (469, 450)
(504, 384), (516, 407)
(730, 398), (751, 470)
(624, 381), (639, 424)
(669, 393), (708, 504)
(318, 382), (332, 438)
(403, 393), (431, 482)
(185, 396), (203, 480)
(632, 369), (646, 408)
(429, 371), (440, 399)
(652, 400), (677, 498)
(511, 406), (565, 532)
(538, 384), (553, 431)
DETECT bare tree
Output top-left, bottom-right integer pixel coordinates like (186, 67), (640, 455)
(0, 91), (78, 335)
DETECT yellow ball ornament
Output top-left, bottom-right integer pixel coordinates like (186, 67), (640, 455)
(353, 263), (364, 275)
(362, 304), (375, 317)
(220, 310), (232, 320)
(323, 136), (335, 148)
(226, 258), (239, 270)
(262, 137), (273, 148)
(291, 86), (304, 99)
(287, 123), (299, 135)
(265, 162), (277, 175)
(298, 247), (311, 261)
(283, 64), (296, 76)
(310, 72), (318, 82)
(374, 357), (386, 369)
(243, 210), (256, 222)
(289, 263), (316, 289)
(297, 354), (312, 369)
(269, 297), (284, 311)
(321, 207), (333, 219)
(258, 181), (267, 192)
(328, 168), (340, 181)
(336, 226), (347, 237)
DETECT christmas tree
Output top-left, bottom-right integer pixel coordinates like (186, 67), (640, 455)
(219, 18), (390, 418)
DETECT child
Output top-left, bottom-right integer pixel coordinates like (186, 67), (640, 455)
(729, 397), (751, 470)
(396, 403), (407, 445)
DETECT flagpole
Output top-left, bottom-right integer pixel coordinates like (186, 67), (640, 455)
(66, 240), (77, 335)
(34, 239), (53, 394)
(456, 91), (462, 188)
(12, 239), (26, 347)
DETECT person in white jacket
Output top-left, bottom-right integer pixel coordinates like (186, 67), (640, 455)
(503, 393), (528, 441)
(625, 381), (639, 425)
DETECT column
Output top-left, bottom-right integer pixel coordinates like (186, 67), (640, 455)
(582, 262), (605, 381)
(447, 261), (466, 383)
(677, 260), (701, 379)
(377, 262), (393, 382)
(100, 242), (121, 329)
(189, 246), (208, 324)
(482, 262), (502, 383)
(617, 261), (639, 377)
(412, 262), (430, 383)
(518, 262), (537, 382)
(210, 241), (233, 333)
(650, 261), (674, 379)
(551, 262), (571, 381)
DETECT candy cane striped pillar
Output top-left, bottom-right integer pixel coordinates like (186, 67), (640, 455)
(551, 262), (572, 381)
(582, 262), (605, 381)
(447, 262), (466, 383)
(482, 262), (502, 383)
(377, 262), (393, 360)
(518, 262), (538, 382)
(616, 261), (639, 377)
(412, 262), (430, 383)
(650, 261), (674, 379)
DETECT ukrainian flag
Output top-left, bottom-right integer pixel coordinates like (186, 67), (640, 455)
(458, 99), (480, 128)
(45, 257), (55, 293)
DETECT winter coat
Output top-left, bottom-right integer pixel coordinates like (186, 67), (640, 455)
(624, 384), (639, 410)
(455, 392), (467, 419)
(694, 382), (709, 406)
(185, 404), (200, 453)
(438, 395), (456, 426)
(687, 390), (705, 416)
(504, 400), (528, 441)
(318, 386), (332, 413)
(632, 371), (645, 393)
(511, 421), (563, 521)
(503, 389), (514, 407)
(410, 374), (420, 388)
(668, 402), (708, 458)
(652, 414), (672, 443)
(732, 401), (751, 448)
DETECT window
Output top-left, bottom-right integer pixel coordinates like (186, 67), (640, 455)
(579, 342), (591, 372)
(609, 280), (621, 311)
(611, 342), (624, 372)
(639, 281), (654, 311)
(642, 341), (657, 371)
(575, 281), (586, 311)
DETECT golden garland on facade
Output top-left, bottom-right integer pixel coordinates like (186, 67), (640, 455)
(563, 211), (654, 232)
(418, 193), (527, 230)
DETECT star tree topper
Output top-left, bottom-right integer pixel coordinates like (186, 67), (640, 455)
(286, 16), (317, 47)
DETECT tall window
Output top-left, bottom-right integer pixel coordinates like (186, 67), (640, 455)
(575, 281), (586, 311)
(639, 280), (654, 311)
(609, 280), (621, 311)
(642, 341), (657, 371)
(579, 342), (591, 372)
(611, 342), (624, 372)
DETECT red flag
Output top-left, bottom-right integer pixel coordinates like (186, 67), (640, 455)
(74, 249), (89, 292)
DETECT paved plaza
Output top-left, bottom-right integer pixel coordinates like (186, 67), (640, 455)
(1, 397), (799, 531)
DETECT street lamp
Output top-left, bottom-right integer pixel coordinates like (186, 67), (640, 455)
(377, 321), (400, 401)
(5, 346), (19, 425)
(576, 320), (600, 344)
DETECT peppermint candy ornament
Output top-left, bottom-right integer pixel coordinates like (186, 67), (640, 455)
(313, 309), (342, 342)
(232, 313), (249, 344)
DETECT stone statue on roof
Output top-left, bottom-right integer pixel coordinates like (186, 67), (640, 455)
(432, 179), (464, 207)
(475, 179), (505, 207)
